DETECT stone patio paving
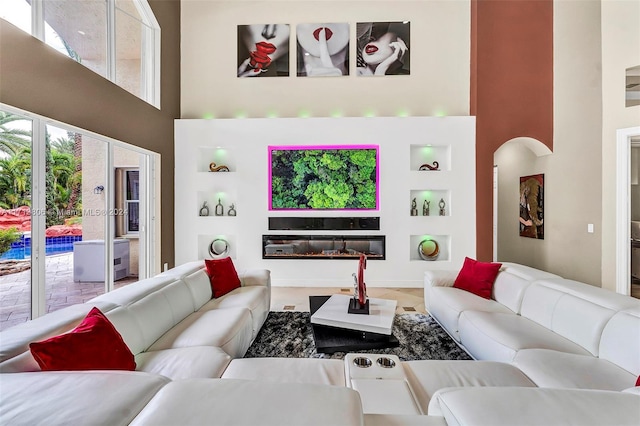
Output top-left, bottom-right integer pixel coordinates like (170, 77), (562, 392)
(0, 253), (136, 331)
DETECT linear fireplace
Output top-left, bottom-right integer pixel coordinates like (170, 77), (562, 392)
(262, 235), (385, 260)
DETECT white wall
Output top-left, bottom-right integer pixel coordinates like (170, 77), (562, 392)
(601, 0), (640, 291)
(175, 116), (476, 287)
(180, 0), (471, 119)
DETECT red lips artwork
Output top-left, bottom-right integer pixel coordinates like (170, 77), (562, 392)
(312, 27), (333, 41)
(249, 41), (277, 72)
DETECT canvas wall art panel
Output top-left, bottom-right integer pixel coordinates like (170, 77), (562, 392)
(356, 21), (410, 76)
(237, 24), (290, 77)
(296, 23), (350, 77)
(519, 174), (544, 239)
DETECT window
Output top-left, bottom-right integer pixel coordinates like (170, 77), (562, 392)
(125, 169), (140, 233)
(0, 0), (160, 108)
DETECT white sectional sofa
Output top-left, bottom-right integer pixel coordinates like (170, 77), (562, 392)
(424, 262), (640, 392)
(0, 260), (271, 379)
(1, 260), (639, 425)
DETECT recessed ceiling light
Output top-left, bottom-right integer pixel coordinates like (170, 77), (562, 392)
(77, 30), (86, 35)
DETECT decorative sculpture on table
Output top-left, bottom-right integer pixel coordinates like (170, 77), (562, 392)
(199, 201), (209, 217)
(439, 198), (446, 216)
(349, 254), (369, 314)
(215, 199), (224, 216)
(209, 162), (230, 172)
(411, 198), (418, 216)
(423, 200), (430, 216)
(419, 161), (440, 171)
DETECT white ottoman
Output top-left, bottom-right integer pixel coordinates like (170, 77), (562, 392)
(221, 357), (346, 386)
(402, 360), (536, 415)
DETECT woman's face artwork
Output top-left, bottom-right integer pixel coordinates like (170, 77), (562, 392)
(242, 24), (290, 61)
(362, 32), (398, 65)
(296, 23), (349, 57)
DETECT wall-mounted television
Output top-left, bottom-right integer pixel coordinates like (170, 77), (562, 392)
(269, 145), (379, 210)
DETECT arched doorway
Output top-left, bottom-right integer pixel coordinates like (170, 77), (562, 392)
(493, 137), (552, 264)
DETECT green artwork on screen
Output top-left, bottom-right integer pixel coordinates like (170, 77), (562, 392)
(269, 146), (378, 210)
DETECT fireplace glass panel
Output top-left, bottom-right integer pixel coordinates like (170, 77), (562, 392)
(262, 235), (385, 260)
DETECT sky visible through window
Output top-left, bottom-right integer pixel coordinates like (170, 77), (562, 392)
(0, 0), (70, 56)
(1, 2), (75, 157)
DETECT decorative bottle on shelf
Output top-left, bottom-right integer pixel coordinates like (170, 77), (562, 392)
(423, 200), (430, 216)
(439, 198), (446, 216)
(411, 198), (418, 216)
(199, 201), (209, 217)
(215, 199), (224, 216)
(228, 204), (236, 216)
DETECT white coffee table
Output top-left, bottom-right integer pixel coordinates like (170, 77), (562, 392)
(310, 294), (397, 335)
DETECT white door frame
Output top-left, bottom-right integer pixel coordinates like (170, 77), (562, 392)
(616, 126), (640, 295)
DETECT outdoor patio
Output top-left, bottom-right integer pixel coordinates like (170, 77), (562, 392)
(0, 253), (136, 331)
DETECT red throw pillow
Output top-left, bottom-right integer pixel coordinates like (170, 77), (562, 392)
(636, 375), (640, 387)
(29, 307), (135, 371)
(453, 257), (503, 299)
(204, 257), (241, 298)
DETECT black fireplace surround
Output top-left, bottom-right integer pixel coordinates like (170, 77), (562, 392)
(262, 235), (385, 260)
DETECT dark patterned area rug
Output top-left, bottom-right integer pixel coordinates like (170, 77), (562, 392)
(244, 311), (472, 361)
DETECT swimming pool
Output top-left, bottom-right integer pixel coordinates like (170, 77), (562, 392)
(0, 235), (82, 260)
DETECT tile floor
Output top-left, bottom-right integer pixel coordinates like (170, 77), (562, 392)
(0, 254), (135, 331)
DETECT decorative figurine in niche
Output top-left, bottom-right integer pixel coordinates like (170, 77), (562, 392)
(423, 200), (430, 216)
(209, 162), (230, 172)
(418, 238), (440, 261)
(228, 204), (237, 216)
(439, 198), (446, 216)
(419, 161), (440, 171)
(411, 198), (418, 216)
(349, 254), (369, 314)
(208, 238), (229, 258)
(215, 198), (224, 216)
(199, 201), (209, 217)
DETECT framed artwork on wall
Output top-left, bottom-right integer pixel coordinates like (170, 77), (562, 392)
(296, 23), (350, 77)
(237, 24), (290, 77)
(356, 21), (410, 76)
(519, 174), (544, 239)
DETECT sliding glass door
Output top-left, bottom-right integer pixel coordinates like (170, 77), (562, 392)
(0, 110), (33, 328)
(0, 106), (157, 330)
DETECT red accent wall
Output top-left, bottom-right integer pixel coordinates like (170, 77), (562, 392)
(471, 0), (554, 260)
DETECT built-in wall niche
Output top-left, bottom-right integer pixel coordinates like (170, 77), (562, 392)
(409, 190), (451, 217)
(196, 146), (237, 173)
(175, 117), (477, 286)
(198, 234), (236, 259)
(409, 144), (451, 172)
(409, 234), (450, 262)
(197, 190), (238, 217)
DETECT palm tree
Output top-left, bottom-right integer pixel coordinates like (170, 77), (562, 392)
(65, 132), (83, 215)
(0, 151), (31, 209)
(0, 113), (82, 222)
(0, 112), (31, 156)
